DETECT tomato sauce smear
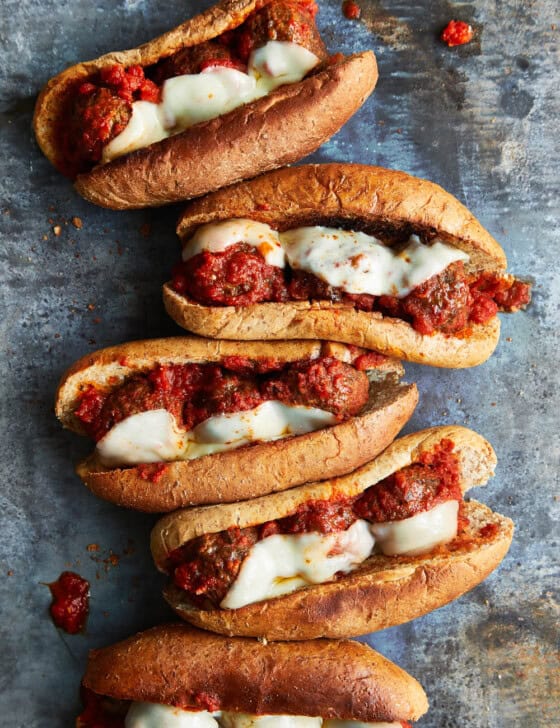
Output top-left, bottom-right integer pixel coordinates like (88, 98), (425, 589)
(48, 571), (90, 634)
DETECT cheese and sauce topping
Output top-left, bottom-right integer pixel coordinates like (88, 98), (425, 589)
(218, 503), (459, 609)
(125, 705), (402, 728)
(181, 219), (469, 298)
(96, 402), (337, 467)
(103, 42), (319, 162)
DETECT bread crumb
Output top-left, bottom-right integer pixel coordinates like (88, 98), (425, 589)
(87, 543), (100, 552)
(53, 225), (62, 236)
(72, 216), (83, 229)
(87, 303), (96, 311)
(7, 570), (13, 576)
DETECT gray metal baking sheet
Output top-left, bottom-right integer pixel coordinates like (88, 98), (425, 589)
(0, 1), (558, 725)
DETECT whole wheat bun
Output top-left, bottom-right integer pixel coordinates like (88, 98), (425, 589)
(33, 1), (378, 209)
(152, 426), (514, 640)
(56, 337), (417, 512)
(81, 624), (428, 722)
(164, 163), (511, 368)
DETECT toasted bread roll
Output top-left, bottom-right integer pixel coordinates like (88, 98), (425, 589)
(34, 2), (377, 209)
(164, 164), (531, 368)
(152, 426), (514, 639)
(56, 337), (417, 512)
(79, 624), (429, 724)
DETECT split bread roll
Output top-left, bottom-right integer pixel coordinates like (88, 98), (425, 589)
(77, 624), (428, 726)
(33, 1), (377, 209)
(164, 164), (531, 368)
(56, 337), (417, 512)
(152, 426), (514, 640)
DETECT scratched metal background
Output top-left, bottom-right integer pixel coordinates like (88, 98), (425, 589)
(0, 1), (558, 726)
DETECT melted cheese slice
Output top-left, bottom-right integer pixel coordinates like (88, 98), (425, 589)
(221, 520), (375, 609)
(370, 500), (459, 556)
(183, 219), (285, 267)
(182, 220), (469, 297)
(281, 228), (468, 296)
(221, 715), (321, 728)
(102, 42), (319, 162)
(125, 705), (219, 728)
(125, 707), (400, 728)
(96, 402), (337, 467)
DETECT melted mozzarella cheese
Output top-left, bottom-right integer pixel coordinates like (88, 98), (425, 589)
(281, 228), (469, 297)
(96, 409), (189, 467)
(250, 41), (320, 89)
(125, 704), (219, 728)
(102, 101), (168, 163)
(182, 220), (470, 298)
(222, 715), (321, 728)
(162, 67), (257, 129)
(182, 219), (285, 267)
(221, 519), (375, 609)
(96, 402), (336, 467)
(370, 500), (459, 556)
(102, 42), (319, 162)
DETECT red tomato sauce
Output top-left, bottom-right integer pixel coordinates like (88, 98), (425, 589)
(342, 1), (361, 20)
(173, 249), (531, 336)
(74, 357), (370, 443)
(48, 571), (90, 634)
(170, 441), (464, 606)
(77, 687), (126, 727)
(59, 1), (325, 176)
(441, 20), (474, 47)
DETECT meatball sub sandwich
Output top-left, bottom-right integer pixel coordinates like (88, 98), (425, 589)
(56, 337), (417, 512)
(152, 426), (513, 639)
(164, 164), (531, 368)
(34, 1), (377, 209)
(77, 624), (428, 727)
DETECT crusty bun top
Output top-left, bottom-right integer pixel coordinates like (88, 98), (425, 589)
(151, 425), (496, 567)
(82, 624), (429, 722)
(55, 336), (403, 435)
(176, 164), (507, 272)
(34, 0), (260, 171)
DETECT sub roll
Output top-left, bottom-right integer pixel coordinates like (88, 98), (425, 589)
(164, 164), (531, 368)
(56, 337), (417, 512)
(152, 426), (514, 640)
(76, 624), (429, 727)
(33, 1), (378, 209)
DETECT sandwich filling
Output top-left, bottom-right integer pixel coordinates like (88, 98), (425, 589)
(59, 1), (328, 175)
(171, 219), (531, 336)
(78, 689), (411, 728)
(73, 354), (375, 468)
(167, 440), (481, 610)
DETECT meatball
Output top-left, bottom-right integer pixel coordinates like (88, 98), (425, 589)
(151, 40), (245, 84)
(238, 1), (328, 62)
(262, 357), (370, 418)
(68, 86), (132, 166)
(172, 243), (288, 306)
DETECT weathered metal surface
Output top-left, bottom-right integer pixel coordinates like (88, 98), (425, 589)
(0, 1), (558, 725)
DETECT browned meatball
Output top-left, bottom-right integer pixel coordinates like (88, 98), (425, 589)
(238, 1), (328, 62)
(151, 40), (245, 84)
(68, 87), (131, 165)
(262, 357), (369, 419)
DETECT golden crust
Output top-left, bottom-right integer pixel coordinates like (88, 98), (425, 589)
(151, 425), (497, 562)
(56, 337), (416, 511)
(163, 288), (501, 369)
(82, 625), (429, 722)
(33, 0), (378, 208)
(176, 164), (507, 269)
(73, 54), (378, 209)
(164, 501), (513, 639)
